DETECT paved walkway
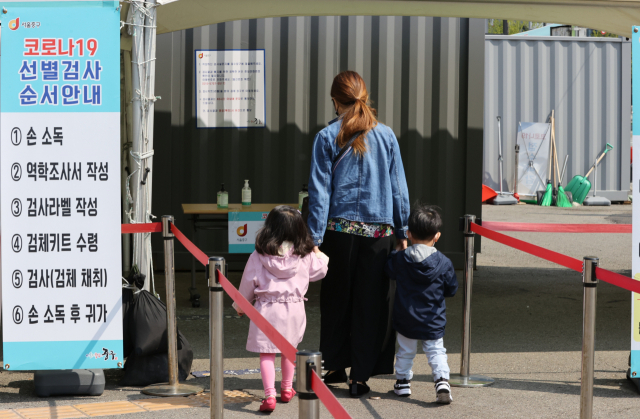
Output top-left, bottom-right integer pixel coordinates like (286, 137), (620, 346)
(1, 204), (639, 418)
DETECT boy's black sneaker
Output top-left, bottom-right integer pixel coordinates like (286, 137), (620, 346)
(394, 378), (411, 396)
(435, 377), (452, 404)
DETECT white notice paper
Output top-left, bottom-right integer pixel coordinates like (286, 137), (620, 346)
(195, 49), (266, 129)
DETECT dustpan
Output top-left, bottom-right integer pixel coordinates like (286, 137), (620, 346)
(583, 154), (611, 206)
(565, 143), (613, 204)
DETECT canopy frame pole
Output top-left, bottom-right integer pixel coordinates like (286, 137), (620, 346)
(142, 0), (158, 289)
(129, 0), (159, 290)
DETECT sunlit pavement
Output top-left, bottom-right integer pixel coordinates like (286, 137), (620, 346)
(1, 204), (638, 418)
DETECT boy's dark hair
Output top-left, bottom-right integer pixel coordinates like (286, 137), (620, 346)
(408, 203), (443, 241)
(255, 205), (314, 257)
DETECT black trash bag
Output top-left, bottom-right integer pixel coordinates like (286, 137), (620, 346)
(122, 270), (147, 358)
(132, 272), (146, 290)
(129, 290), (184, 357)
(122, 285), (136, 359)
(119, 331), (193, 387)
(129, 290), (169, 356)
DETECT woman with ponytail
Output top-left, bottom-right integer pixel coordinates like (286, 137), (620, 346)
(307, 71), (410, 397)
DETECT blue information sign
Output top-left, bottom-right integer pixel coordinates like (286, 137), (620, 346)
(632, 25), (640, 377)
(0, 1), (122, 370)
(228, 211), (269, 254)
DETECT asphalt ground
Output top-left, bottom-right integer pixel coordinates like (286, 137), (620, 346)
(1, 203), (639, 418)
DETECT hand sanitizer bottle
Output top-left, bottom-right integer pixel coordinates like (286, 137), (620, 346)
(298, 184), (309, 210)
(242, 179), (252, 206)
(217, 183), (228, 209)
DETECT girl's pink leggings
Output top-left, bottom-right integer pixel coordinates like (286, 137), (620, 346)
(260, 353), (295, 397)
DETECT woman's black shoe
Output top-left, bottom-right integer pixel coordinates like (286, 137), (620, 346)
(322, 369), (348, 384)
(349, 382), (370, 398)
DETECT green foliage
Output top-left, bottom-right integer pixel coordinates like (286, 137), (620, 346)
(488, 19), (619, 37)
(591, 30), (619, 38)
(488, 20), (543, 35)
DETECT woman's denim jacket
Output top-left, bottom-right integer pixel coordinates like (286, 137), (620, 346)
(307, 119), (410, 246)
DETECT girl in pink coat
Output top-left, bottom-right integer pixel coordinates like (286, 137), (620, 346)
(233, 206), (329, 412)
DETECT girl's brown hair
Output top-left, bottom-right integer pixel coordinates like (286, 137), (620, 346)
(330, 71), (378, 156)
(255, 206), (315, 257)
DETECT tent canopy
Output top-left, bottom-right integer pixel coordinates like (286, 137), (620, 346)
(135, 0), (640, 38)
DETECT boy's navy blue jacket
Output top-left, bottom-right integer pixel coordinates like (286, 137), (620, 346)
(385, 245), (458, 341)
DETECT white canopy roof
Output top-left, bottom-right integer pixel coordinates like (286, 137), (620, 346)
(139, 0), (640, 38)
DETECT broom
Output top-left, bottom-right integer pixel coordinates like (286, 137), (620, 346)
(557, 170), (572, 208)
(549, 112), (571, 207)
(554, 134), (571, 207)
(541, 110), (555, 206)
(556, 152), (572, 208)
(541, 180), (553, 206)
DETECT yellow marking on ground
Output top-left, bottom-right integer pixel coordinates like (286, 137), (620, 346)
(0, 411), (22, 419)
(6, 390), (260, 418)
(132, 397), (205, 411)
(14, 406), (85, 419)
(72, 401), (145, 417)
(190, 389), (260, 406)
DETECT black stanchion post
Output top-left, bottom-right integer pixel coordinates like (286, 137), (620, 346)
(297, 350), (321, 419)
(143, 216), (203, 396)
(580, 257), (598, 419)
(209, 256), (226, 419)
(450, 215), (494, 387)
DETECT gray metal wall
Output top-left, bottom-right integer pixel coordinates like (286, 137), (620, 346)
(152, 16), (484, 270)
(484, 35), (631, 201)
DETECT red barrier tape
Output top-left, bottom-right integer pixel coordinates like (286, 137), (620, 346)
(471, 223), (640, 294)
(170, 224), (353, 419)
(470, 223), (583, 272)
(482, 221), (631, 234)
(121, 222), (163, 234)
(170, 224), (208, 266)
(595, 267), (640, 294)
(311, 370), (352, 419)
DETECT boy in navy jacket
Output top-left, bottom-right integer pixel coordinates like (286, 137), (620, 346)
(385, 204), (458, 404)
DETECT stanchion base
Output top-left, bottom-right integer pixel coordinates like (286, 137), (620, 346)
(583, 196), (611, 206)
(491, 194), (518, 205)
(141, 382), (204, 397)
(449, 374), (495, 388)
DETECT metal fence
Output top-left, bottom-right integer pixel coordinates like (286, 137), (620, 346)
(151, 16), (484, 270)
(484, 35), (631, 201)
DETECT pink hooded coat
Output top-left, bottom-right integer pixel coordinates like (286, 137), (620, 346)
(235, 249), (328, 353)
